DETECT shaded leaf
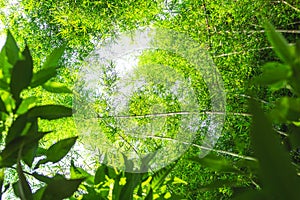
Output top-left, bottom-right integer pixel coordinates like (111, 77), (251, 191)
(16, 96), (37, 115)
(41, 175), (83, 200)
(250, 100), (300, 199)
(0, 96), (8, 114)
(70, 160), (93, 185)
(30, 67), (57, 88)
(28, 105), (73, 120)
(10, 45), (33, 104)
(5, 113), (28, 144)
(35, 137), (77, 168)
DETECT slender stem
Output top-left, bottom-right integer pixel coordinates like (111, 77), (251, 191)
(143, 135), (257, 161)
(96, 110), (251, 119)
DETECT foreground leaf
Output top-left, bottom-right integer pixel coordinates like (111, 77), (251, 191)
(249, 100), (300, 199)
(10, 46), (33, 104)
(28, 105), (73, 120)
(35, 137), (78, 168)
(41, 175), (83, 200)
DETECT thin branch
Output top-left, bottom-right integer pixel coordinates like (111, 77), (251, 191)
(96, 111), (251, 119)
(281, 0), (300, 12)
(214, 47), (273, 58)
(144, 135), (257, 161)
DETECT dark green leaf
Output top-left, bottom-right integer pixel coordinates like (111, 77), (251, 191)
(42, 46), (65, 69)
(264, 22), (294, 65)
(30, 67), (57, 88)
(35, 137), (77, 167)
(10, 45), (33, 104)
(32, 173), (52, 184)
(94, 165), (108, 185)
(41, 175), (83, 200)
(121, 172), (143, 200)
(0, 96), (8, 114)
(42, 81), (72, 93)
(28, 105), (73, 120)
(112, 173), (122, 200)
(145, 188), (153, 200)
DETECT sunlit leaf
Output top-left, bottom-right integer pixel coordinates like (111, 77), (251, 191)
(30, 67), (57, 88)
(42, 81), (72, 93)
(42, 45), (65, 69)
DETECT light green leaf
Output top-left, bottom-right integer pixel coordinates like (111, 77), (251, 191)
(42, 81), (72, 93)
(16, 96), (37, 115)
(42, 45), (65, 69)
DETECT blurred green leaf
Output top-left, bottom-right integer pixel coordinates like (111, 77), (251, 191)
(264, 22), (294, 65)
(42, 81), (72, 93)
(32, 173), (52, 184)
(121, 171), (143, 200)
(35, 136), (77, 168)
(10, 45), (33, 104)
(250, 100), (300, 199)
(255, 62), (292, 85)
(271, 97), (300, 122)
(28, 105), (73, 120)
(150, 162), (176, 191)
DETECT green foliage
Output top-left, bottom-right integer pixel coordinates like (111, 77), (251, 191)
(0, 30), (81, 199)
